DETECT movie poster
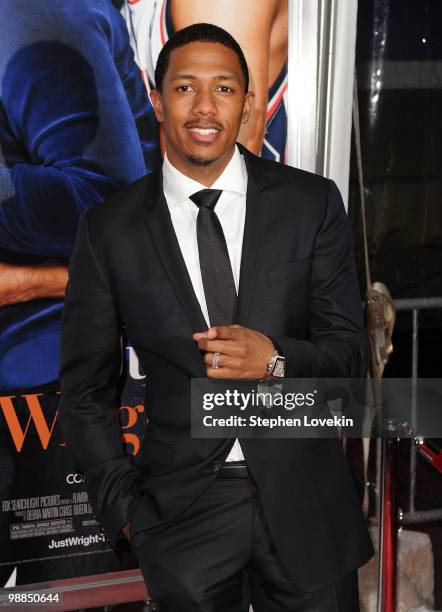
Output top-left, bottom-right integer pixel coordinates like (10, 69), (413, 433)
(0, 364), (146, 586)
(0, 0), (288, 588)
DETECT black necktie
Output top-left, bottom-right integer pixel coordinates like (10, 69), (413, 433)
(189, 189), (237, 327)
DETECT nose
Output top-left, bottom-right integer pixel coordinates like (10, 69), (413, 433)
(192, 88), (218, 116)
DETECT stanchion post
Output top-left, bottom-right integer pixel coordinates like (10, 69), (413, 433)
(377, 420), (399, 612)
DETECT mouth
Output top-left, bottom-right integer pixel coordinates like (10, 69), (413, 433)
(185, 124), (222, 143)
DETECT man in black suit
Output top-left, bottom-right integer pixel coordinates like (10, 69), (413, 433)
(59, 23), (373, 611)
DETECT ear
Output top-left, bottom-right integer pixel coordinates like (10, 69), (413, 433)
(150, 89), (164, 123)
(241, 91), (254, 125)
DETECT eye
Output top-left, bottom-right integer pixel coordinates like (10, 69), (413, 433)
(217, 85), (234, 93)
(177, 84), (194, 92)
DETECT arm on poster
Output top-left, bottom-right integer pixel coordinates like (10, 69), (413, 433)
(171, 0), (277, 154)
(0, 1), (158, 259)
(0, 261), (68, 307)
(58, 212), (138, 547)
(110, 2), (161, 171)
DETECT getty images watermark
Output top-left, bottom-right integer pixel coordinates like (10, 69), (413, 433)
(200, 387), (353, 429)
(191, 378), (442, 439)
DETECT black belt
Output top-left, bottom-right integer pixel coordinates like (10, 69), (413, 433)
(217, 461), (249, 479)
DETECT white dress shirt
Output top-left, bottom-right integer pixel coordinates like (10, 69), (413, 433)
(162, 145), (246, 462)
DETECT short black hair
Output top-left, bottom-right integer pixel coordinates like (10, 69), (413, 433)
(154, 23), (249, 92)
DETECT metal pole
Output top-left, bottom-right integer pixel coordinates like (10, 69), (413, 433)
(376, 436), (382, 526)
(409, 308), (419, 513)
(377, 422), (399, 612)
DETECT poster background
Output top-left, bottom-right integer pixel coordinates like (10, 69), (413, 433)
(0, 0), (288, 587)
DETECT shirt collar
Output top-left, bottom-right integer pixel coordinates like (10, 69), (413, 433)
(162, 144), (247, 210)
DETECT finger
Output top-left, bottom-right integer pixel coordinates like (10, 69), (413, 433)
(193, 328), (218, 341)
(203, 352), (242, 368)
(212, 325), (242, 340)
(206, 327), (219, 339)
(193, 331), (209, 341)
(203, 352), (219, 366)
(206, 366), (247, 379)
(197, 339), (242, 355)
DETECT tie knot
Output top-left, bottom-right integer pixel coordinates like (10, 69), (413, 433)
(189, 189), (223, 210)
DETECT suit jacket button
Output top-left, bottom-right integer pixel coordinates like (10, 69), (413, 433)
(210, 461), (221, 472)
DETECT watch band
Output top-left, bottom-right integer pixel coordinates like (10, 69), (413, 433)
(266, 350), (286, 378)
(266, 350), (278, 376)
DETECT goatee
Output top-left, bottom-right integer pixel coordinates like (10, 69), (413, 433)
(185, 153), (217, 166)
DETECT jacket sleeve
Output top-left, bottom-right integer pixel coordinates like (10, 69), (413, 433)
(58, 212), (139, 546)
(274, 179), (369, 378)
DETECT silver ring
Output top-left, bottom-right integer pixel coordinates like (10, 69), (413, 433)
(211, 352), (221, 369)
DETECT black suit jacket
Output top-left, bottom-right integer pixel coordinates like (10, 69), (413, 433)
(59, 144), (374, 591)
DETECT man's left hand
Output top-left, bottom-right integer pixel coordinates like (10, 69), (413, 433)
(193, 325), (275, 379)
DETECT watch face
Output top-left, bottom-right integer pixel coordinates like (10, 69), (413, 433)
(273, 356), (285, 378)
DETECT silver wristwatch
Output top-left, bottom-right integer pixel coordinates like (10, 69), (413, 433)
(266, 350), (286, 378)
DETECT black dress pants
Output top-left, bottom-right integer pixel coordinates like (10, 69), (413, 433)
(131, 476), (359, 611)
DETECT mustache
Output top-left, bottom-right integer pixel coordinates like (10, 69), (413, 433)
(184, 121), (224, 130)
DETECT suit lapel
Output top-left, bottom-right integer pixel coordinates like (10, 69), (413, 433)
(143, 147), (271, 332)
(235, 145), (271, 326)
(143, 169), (208, 333)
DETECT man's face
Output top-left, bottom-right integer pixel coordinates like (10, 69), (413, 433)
(151, 41), (253, 176)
